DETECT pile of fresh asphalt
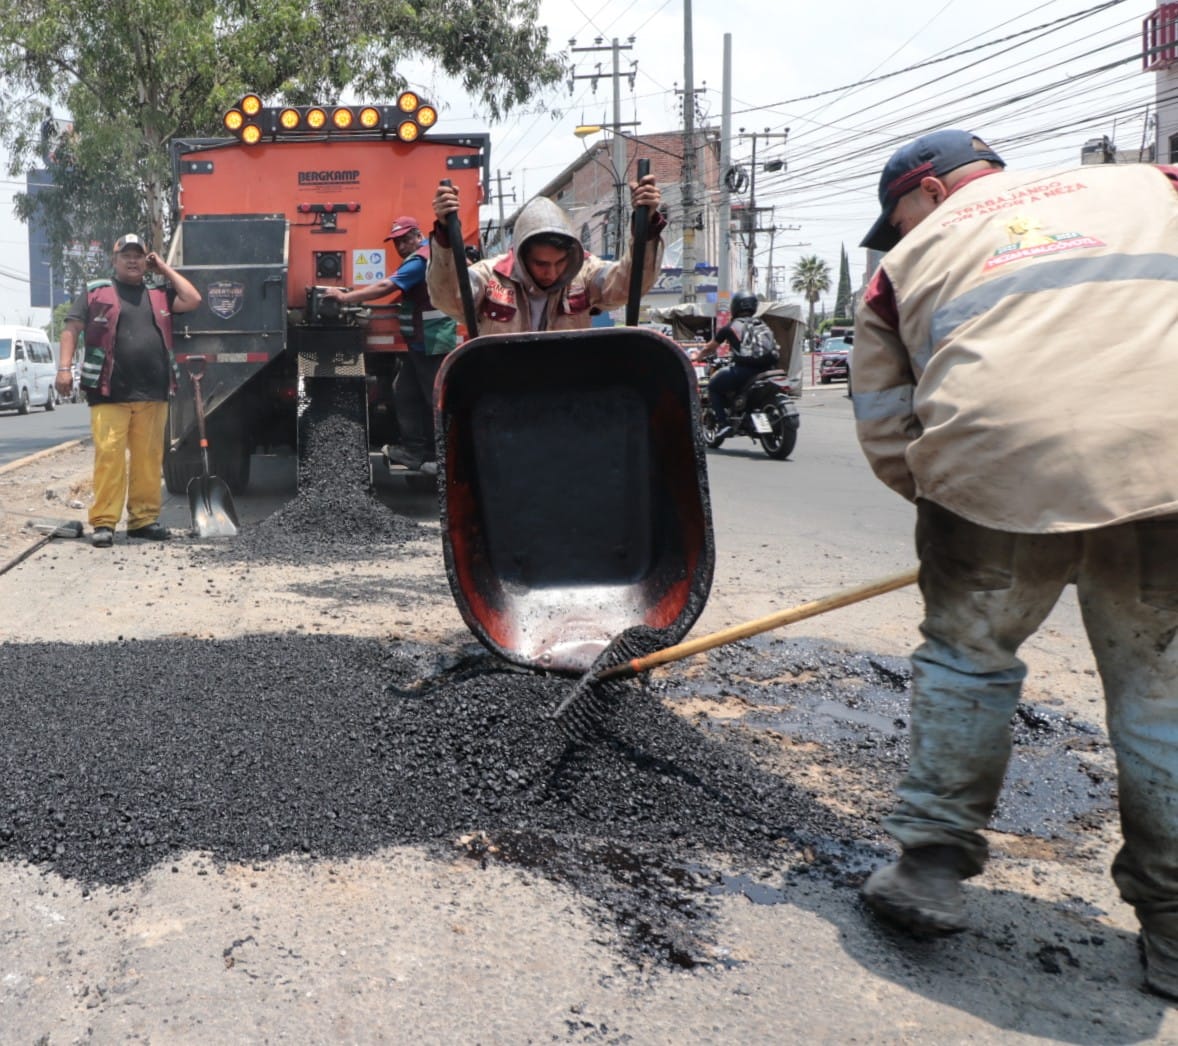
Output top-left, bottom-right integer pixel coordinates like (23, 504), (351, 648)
(193, 376), (428, 566)
(0, 630), (1114, 968)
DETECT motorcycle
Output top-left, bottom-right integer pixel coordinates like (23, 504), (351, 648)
(694, 357), (800, 460)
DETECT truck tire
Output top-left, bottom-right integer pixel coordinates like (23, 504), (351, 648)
(163, 446), (202, 496)
(165, 440), (251, 496)
(211, 441), (252, 495)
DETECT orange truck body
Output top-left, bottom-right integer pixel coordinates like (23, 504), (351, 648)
(163, 109), (487, 494)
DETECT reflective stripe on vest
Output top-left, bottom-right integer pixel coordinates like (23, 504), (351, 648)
(917, 253), (1178, 368)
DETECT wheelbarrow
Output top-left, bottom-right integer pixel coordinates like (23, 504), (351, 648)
(433, 163), (715, 674)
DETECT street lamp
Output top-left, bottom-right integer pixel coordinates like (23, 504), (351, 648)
(574, 123), (634, 259)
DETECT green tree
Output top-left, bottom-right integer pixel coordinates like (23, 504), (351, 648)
(0, 0), (565, 290)
(790, 254), (831, 342)
(834, 243), (851, 320)
(44, 300), (71, 342)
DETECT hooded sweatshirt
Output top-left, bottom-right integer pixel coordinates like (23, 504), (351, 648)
(427, 195), (664, 336)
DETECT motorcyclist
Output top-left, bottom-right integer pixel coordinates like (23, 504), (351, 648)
(690, 291), (778, 442)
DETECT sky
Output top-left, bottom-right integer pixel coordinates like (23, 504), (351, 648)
(0, 0), (1161, 325)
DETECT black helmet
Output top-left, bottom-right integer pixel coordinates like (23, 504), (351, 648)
(730, 291), (758, 318)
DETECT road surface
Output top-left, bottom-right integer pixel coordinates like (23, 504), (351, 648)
(0, 385), (1171, 1043)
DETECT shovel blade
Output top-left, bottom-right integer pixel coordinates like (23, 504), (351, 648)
(187, 476), (240, 538)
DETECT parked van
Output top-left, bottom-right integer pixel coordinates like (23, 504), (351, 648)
(0, 326), (58, 414)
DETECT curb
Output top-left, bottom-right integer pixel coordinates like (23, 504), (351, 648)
(0, 439), (88, 478)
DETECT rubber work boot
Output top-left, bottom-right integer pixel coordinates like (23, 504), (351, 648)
(1141, 929), (1178, 1002)
(862, 845), (968, 935)
(91, 527), (114, 548)
(382, 444), (423, 471)
(126, 522), (169, 540)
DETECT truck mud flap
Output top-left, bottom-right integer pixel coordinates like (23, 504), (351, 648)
(436, 327), (714, 674)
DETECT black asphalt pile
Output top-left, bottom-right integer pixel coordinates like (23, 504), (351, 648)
(194, 377), (427, 565)
(0, 633), (1111, 966)
(0, 633), (874, 967)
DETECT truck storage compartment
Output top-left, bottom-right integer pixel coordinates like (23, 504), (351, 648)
(166, 215), (289, 494)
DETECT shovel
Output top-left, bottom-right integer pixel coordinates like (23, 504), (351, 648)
(185, 356), (239, 538)
(0, 519), (84, 577)
(553, 566), (920, 740)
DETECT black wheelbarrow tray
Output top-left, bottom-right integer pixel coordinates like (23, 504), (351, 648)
(435, 325), (715, 674)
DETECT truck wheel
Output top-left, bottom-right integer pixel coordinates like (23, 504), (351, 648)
(164, 447), (202, 495)
(44, 387), (56, 411)
(211, 442), (251, 495)
(17, 388), (30, 415)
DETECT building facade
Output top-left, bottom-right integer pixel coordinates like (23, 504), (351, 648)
(500, 129), (730, 319)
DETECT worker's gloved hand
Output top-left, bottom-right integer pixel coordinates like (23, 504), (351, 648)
(320, 286), (349, 302)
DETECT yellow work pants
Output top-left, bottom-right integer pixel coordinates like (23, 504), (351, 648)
(89, 401), (168, 530)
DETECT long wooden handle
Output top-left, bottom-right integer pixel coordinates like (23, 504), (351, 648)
(602, 566), (920, 681)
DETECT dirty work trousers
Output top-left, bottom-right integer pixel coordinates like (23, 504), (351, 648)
(888, 500), (1178, 934)
(88, 401), (168, 531)
(393, 350), (445, 464)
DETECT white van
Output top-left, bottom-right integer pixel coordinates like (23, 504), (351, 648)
(0, 325), (58, 413)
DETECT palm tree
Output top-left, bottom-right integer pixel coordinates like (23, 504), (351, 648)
(790, 255), (832, 344)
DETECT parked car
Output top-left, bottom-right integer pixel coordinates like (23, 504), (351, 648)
(819, 337), (853, 384)
(0, 325), (59, 413)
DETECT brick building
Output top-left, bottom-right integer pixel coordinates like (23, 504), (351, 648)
(498, 129), (726, 318)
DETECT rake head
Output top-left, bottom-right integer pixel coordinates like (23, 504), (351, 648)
(551, 625), (669, 744)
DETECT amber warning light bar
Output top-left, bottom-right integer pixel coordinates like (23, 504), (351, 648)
(222, 93), (439, 145)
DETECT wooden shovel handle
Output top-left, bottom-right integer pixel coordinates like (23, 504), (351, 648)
(602, 566), (920, 681)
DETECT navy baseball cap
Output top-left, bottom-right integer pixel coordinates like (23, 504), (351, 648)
(861, 130), (1004, 252)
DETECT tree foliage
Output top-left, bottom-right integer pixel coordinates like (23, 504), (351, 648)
(834, 243), (851, 320)
(790, 254), (831, 341)
(0, 0), (566, 291)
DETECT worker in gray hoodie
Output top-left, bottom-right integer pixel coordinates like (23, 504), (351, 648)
(427, 176), (665, 335)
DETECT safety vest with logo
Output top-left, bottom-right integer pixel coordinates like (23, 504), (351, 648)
(852, 162), (1178, 532)
(79, 280), (178, 397)
(398, 245), (458, 356)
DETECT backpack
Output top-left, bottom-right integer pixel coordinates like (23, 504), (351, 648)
(736, 318), (778, 363)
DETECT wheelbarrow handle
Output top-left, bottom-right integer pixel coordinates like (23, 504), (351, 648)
(440, 178), (480, 335)
(625, 157), (651, 327)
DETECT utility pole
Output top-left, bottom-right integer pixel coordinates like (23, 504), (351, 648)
(570, 37), (636, 257)
(736, 127), (790, 291)
(680, 0), (697, 303)
(717, 33), (732, 319)
(491, 169), (516, 253)
(764, 223), (776, 299)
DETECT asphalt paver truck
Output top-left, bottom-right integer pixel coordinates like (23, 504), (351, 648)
(162, 93), (487, 494)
